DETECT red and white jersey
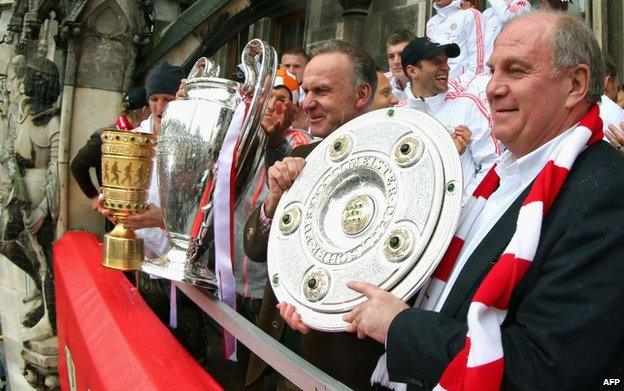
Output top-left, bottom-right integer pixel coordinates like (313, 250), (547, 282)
(451, 72), (492, 113)
(427, 0), (485, 78)
(398, 87), (502, 203)
(483, 0), (532, 62)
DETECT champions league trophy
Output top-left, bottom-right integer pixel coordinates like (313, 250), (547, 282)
(141, 39), (277, 287)
(101, 129), (157, 270)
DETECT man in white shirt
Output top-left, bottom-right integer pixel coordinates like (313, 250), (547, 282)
(397, 36), (500, 202)
(384, 30), (415, 101)
(426, 0), (485, 77)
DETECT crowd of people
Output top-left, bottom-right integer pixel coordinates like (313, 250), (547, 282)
(71, 1), (624, 390)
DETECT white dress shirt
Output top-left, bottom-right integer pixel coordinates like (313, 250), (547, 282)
(433, 126), (574, 311)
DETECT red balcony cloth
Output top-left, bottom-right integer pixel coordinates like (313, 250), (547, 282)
(54, 231), (222, 391)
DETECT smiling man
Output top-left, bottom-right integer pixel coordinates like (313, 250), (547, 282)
(243, 40), (382, 390)
(398, 36), (500, 203)
(342, 12), (624, 390)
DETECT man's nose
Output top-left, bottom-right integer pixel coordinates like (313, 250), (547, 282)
(156, 101), (167, 114)
(485, 74), (507, 100)
(390, 94), (399, 107)
(302, 95), (316, 111)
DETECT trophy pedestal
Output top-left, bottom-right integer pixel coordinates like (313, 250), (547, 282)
(184, 263), (217, 291)
(102, 224), (144, 270)
(141, 247), (186, 281)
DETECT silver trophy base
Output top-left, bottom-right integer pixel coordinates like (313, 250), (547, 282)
(140, 247), (218, 291)
(183, 264), (218, 291)
(140, 248), (186, 281)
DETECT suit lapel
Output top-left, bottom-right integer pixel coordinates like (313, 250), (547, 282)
(440, 186), (530, 318)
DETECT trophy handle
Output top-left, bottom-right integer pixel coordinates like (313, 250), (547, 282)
(236, 39), (278, 196)
(238, 38), (277, 135)
(187, 57), (220, 80)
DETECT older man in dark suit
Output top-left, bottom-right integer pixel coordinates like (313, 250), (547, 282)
(337, 12), (624, 391)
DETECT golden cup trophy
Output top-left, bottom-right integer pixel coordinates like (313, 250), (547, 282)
(100, 128), (157, 270)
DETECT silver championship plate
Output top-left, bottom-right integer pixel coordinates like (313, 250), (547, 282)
(141, 40), (277, 287)
(267, 108), (463, 331)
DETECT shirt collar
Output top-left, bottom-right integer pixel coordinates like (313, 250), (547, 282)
(496, 126), (576, 188)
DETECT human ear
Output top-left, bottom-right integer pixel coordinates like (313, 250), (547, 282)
(355, 83), (373, 109)
(564, 64), (590, 109)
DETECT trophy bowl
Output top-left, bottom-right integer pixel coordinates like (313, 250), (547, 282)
(101, 128), (157, 270)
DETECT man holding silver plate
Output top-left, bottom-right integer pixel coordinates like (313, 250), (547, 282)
(244, 37), (472, 387)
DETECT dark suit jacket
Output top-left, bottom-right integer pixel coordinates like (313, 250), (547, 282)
(244, 141), (384, 390)
(386, 142), (624, 391)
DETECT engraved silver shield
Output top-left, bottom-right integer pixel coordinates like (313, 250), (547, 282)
(267, 108), (463, 332)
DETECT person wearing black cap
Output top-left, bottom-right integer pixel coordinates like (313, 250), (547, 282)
(93, 61), (183, 255)
(71, 86), (149, 218)
(142, 61), (185, 135)
(397, 36), (501, 204)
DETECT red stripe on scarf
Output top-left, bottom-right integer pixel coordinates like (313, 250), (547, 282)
(472, 254), (532, 309)
(439, 338), (471, 390)
(464, 357), (505, 391)
(583, 105), (604, 144)
(434, 237), (465, 281)
(522, 161), (568, 211)
(440, 338), (505, 391)
(472, 165), (500, 199)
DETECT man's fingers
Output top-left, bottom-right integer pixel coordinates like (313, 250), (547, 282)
(605, 126), (618, 146)
(346, 280), (383, 297)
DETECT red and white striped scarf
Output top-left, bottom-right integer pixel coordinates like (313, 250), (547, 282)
(429, 104), (603, 390)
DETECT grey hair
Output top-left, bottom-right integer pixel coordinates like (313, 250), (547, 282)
(549, 13), (604, 103)
(310, 40), (377, 104)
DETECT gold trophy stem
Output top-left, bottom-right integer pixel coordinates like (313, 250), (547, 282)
(102, 223), (145, 270)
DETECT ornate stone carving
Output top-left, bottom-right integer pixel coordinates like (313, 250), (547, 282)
(0, 55), (61, 390)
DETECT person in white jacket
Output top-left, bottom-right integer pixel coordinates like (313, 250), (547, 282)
(426, 0), (485, 78)
(482, 0), (532, 62)
(397, 37), (501, 202)
(383, 30), (415, 101)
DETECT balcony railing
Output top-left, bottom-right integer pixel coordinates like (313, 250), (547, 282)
(175, 282), (352, 391)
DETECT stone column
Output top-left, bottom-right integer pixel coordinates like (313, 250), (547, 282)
(338, 0), (372, 48)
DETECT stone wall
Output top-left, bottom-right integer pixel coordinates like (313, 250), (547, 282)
(0, 256), (37, 391)
(305, 0), (430, 70)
